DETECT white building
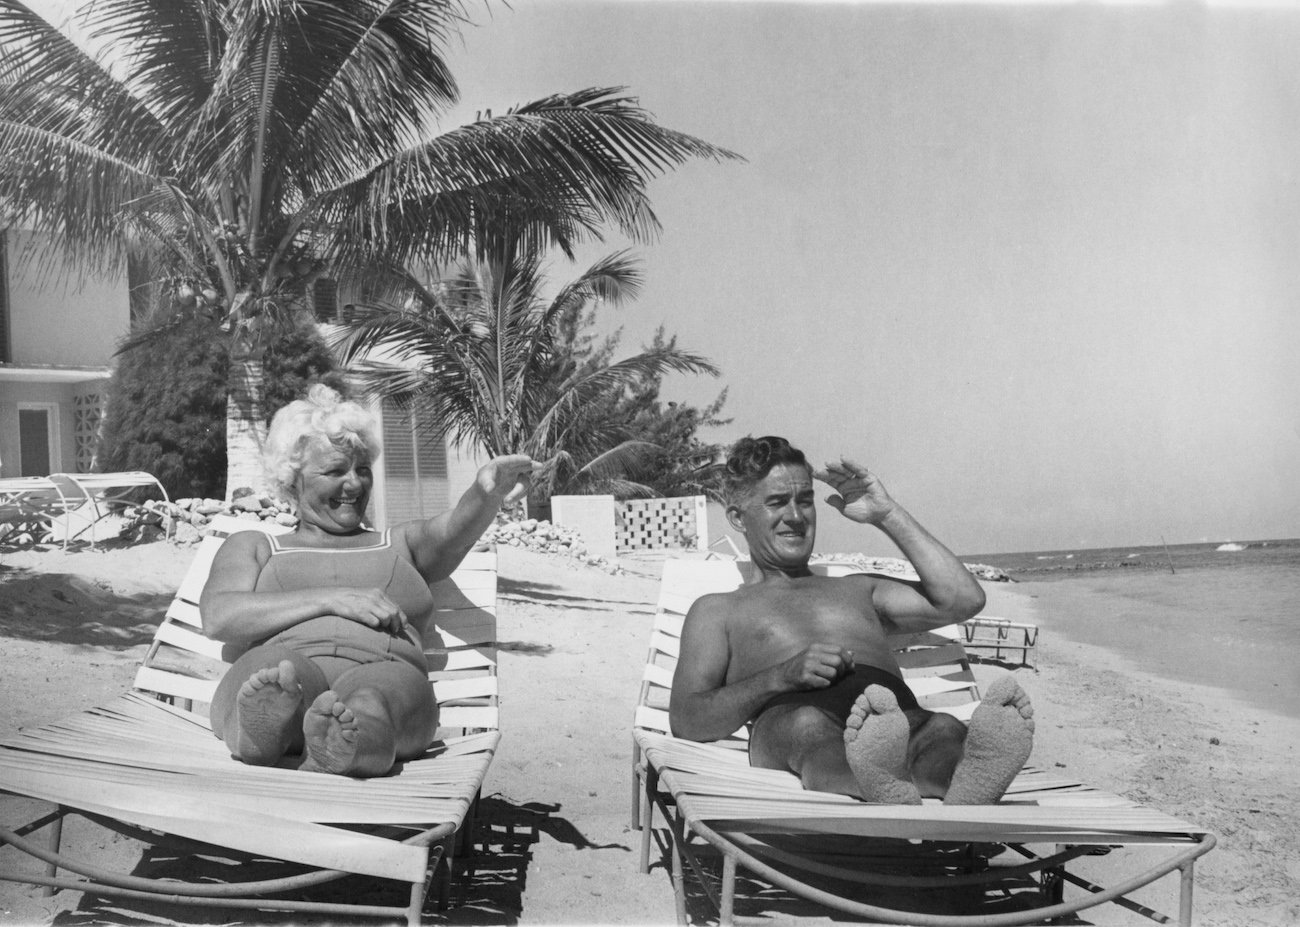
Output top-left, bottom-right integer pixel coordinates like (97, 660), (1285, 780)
(0, 230), (122, 477)
(0, 231), (476, 530)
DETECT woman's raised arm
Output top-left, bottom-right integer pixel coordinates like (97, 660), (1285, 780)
(403, 455), (540, 582)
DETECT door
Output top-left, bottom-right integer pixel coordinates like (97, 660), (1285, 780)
(17, 404), (58, 477)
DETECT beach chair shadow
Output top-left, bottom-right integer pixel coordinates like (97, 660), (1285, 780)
(631, 558), (1217, 927)
(0, 515), (502, 925)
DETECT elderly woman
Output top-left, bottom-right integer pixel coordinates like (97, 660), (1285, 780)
(202, 384), (535, 777)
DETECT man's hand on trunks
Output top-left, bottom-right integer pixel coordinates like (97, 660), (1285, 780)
(777, 642), (855, 691)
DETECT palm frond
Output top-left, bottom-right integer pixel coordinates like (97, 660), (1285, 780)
(534, 346), (719, 451)
(317, 88), (743, 268)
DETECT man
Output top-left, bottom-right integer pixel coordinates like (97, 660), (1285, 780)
(669, 435), (1033, 804)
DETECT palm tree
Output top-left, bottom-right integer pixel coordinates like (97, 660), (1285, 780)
(0, 0), (739, 497)
(338, 248), (721, 507)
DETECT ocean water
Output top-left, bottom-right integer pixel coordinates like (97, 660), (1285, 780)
(963, 536), (1300, 580)
(964, 538), (1300, 719)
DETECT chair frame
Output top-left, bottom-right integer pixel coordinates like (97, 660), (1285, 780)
(632, 559), (1216, 927)
(0, 516), (500, 925)
(961, 616), (1039, 668)
(0, 471), (169, 550)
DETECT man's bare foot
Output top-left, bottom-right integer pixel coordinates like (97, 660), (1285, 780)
(233, 659), (303, 764)
(944, 676), (1035, 805)
(300, 690), (362, 775)
(843, 685), (923, 804)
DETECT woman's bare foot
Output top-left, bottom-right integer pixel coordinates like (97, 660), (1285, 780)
(843, 685), (923, 804)
(300, 690), (362, 775)
(233, 659), (303, 764)
(944, 676), (1035, 805)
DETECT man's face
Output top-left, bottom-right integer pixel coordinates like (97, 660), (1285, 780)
(727, 462), (817, 568)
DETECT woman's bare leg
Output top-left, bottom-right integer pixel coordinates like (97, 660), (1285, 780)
(211, 646), (329, 764)
(299, 660), (437, 777)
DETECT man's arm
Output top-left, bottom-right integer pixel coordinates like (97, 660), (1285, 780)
(817, 460), (985, 633)
(669, 595), (855, 742)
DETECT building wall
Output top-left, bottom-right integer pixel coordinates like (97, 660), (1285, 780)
(5, 232), (129, 367)
(0, 379), (112, 478)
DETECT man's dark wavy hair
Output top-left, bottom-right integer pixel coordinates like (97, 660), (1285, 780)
(723, 435), (810, 503)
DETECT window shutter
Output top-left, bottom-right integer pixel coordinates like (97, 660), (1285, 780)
(380, 400), (451, 524)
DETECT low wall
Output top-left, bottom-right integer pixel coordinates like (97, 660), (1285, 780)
(550, 494), (709, 555)
(550, 494), (618, 561)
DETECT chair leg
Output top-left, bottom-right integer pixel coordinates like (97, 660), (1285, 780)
(669, 813), (689, 926)
(720, 854), (737, 927)
(435, 836), (454, 911)
(406, 876), (427, 927)
(41, 812), (64, 897)
(631, 742), (643, 831)
(1042, 846), (1066, 924)
(1179, 859), (1196, 927)
(639, 767), (658, 874)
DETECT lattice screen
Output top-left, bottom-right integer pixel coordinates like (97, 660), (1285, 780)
(73, 389), (105, 473)
(616, 496), (708, 552)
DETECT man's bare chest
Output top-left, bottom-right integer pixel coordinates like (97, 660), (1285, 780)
(724, 586), (888, 658)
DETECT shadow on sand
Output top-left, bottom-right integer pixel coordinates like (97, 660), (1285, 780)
(497, 576), (654, 615)
(43, 796), (609, 926)
(0, 568), (170, 648)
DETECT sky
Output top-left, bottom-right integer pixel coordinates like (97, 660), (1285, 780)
(436, 0), (1300, 555)
(28, 0), (1300, 555)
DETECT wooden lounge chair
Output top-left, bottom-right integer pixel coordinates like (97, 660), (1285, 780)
(632, 558), (1216, 927)
(0, 515), (500, 925)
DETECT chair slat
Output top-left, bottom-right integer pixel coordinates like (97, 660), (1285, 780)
(153, 620), (225, 660)
(432, 677), (497, 703)
(134, 666), (219, 704)
(438, 706), (498, 730)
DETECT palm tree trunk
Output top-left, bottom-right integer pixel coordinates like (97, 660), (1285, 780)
(226, 351), (269, 500)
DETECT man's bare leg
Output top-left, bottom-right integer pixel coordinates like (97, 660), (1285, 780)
(843, 686), (923, 804)
(905, 710), (966, 798)
(944, 676), (1035, 805)
(231, 659), (305, 765)
(751, 703), (863, 796)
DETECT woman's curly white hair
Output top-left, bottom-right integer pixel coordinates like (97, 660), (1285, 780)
(264, 384), (381, 501)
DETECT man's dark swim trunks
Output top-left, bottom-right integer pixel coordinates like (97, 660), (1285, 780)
(748, 665), (920, 768)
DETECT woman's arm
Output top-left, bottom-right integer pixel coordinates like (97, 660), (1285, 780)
(403, 455), (538, 582)
(199, 531), (407, 644)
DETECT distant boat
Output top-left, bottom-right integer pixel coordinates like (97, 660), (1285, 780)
(1216, 542), (1247, 552)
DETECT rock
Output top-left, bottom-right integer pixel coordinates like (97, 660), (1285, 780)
(274, 512), (298, 527)
(233, 495), (264, 513)
(173, 522), (202, 544)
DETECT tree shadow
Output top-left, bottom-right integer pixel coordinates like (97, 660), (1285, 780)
(498, 576), (654, 614)
(0, 569), (169, 648)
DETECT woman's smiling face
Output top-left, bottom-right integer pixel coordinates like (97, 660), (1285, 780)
(294, 436), (374, 534)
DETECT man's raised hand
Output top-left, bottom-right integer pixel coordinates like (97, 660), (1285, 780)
(814, 459), (898, 525)
(777, 643), (856, 690)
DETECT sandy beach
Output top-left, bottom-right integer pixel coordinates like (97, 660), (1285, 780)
(1, 539), (1297, 926)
